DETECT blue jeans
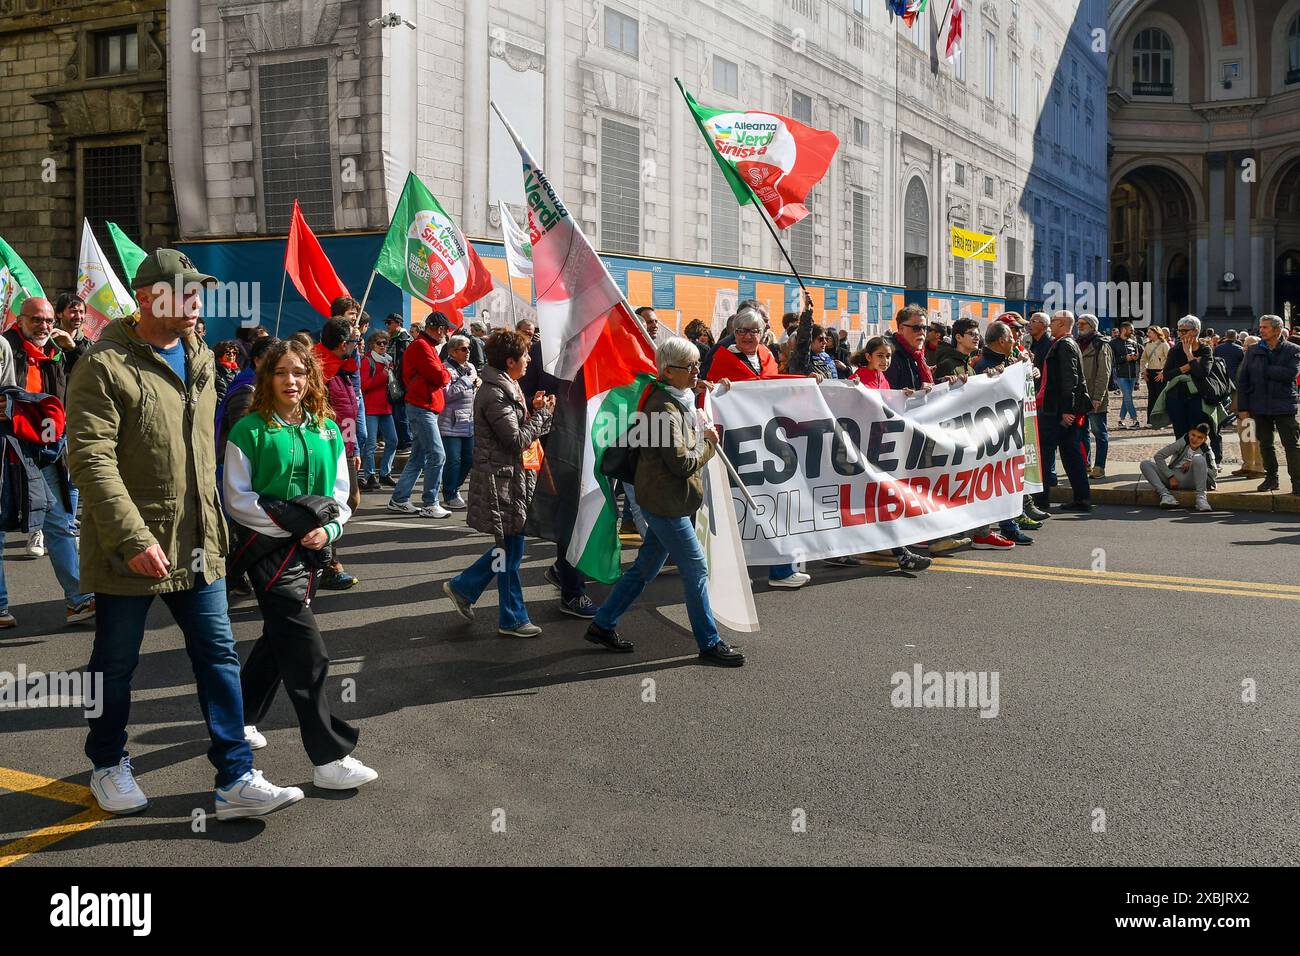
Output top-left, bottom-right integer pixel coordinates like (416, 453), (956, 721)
(594, 509), (720, 652)
(392, 404), (446, 505)
(392, 400), (411, 447)
(441, 434), (474, 501)
(0, 465), (91, 610)
(450, 534), (528, 629)
(85, 575), (254, 788)
(354, 389), (368, 453)
(622, 483), (647, 535)
(363, 413), (398, 478)
(68, 482), (80, 534)
(1082, 411), (1109, 469)
(769, 564), (797, 580)
(1117, 377), (1138, 422)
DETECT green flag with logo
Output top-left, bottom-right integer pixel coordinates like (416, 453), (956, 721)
(0, 235), (44, 329)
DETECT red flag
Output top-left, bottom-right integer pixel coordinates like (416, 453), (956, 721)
(945, 0), (964, 62)
(285, 200), (349, 317)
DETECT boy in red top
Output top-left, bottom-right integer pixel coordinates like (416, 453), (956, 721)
(386, 312), (454, 518)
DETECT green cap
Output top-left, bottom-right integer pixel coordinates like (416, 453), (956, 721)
(131, 248), (216, 290)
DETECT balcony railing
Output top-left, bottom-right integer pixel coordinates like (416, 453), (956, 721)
(1132, 81), (1173, 97)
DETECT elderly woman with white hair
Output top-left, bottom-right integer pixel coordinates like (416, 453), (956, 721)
(438, 333), (480, 509)
(584, 336), (746, 667)
(1161, 315), (1223, 459)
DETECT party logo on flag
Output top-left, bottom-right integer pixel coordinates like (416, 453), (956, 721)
(406, 207), (472, 304)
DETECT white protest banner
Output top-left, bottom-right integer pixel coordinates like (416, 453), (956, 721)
(711, 363), (1032, 563)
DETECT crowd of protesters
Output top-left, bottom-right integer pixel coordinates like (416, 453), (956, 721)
(2, 244), (1298, 821)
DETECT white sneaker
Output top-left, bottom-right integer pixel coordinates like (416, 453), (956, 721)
(1195, 493), (1212, 513)
(445, 495), (467, 510)
(89, 756), (148, 814)
(1159, 493), (1179, 508)
(313, 755), (379, 790)
(244, 725), (267, 750)
(386, 500), (420, 515)
(769, 571), (811, 589)
(215, 769), (304, 821)
(26, 529), (45, 558)
(420, 503), (452, 519)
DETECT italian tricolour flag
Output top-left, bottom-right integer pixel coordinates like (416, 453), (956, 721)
(0, 235), (44, 333)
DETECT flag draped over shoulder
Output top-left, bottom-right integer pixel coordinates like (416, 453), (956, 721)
(498, 200), (534, 278)
(373, 172), (491, 326)
(107, 222), (147, 287)
(77, 219), (134, 341)
(285, 200), (349, 318)
(0, 236), (44, 332)
(679, 80), (839, 230)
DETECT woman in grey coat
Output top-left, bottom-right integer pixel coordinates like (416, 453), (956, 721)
(443, 329), (555, 637)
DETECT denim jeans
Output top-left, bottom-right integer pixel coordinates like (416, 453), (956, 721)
(1082, 411), (1109, 469)
(0, 465), (92, 610)
(594, 509), (719, 652)
(622, 483), (647, 535)
(355, 388), (368, 453)
(441, 434), (474, 501)
(392, 400), (411, 447)
(450, 534), (528, 629)
(1117, 377), (1138, 423)
(363, 413), (398, 478)
(392, 403), (446, 505)
(85, 575), (254, 789)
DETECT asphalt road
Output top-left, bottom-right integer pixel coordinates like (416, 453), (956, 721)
(2, 497), (1298, 866)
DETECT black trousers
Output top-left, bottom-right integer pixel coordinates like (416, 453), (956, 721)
(241, 589), (358, 766)
(1037, 414), (1091, 505)
(1255, 413), (1300, 485)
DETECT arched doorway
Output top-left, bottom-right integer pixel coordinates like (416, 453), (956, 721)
(1110, 164), (1195, 328)
(1167, 254), (1189, 326)
(903, 178), (929, 306)
(1277, 251), (1300, 321)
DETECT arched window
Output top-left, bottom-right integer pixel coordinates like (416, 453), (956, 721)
(1132, 28), (1174, 96)
(1288, 14), (1300, 86)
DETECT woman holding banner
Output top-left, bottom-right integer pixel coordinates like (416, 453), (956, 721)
(586, 337), (745, 667)
(705, 307), (813, 589)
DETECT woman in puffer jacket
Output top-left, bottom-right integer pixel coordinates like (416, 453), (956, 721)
(442, 330), (554, 638)
(437, 333), (480, 510)
(223, 337), (378, 792)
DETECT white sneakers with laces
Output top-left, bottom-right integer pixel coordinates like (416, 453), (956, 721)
(244, 725), (268, 749)
(313, 755), (379, 790)
(215, 769), (305, 821)
(89, 756), (149, 814)
(26, 529), (45, 558)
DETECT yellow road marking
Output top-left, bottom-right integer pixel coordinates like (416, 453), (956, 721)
(923, 557), (1300, 594)
(859, 559), (1298, 601)
(0, 766), (110, 867)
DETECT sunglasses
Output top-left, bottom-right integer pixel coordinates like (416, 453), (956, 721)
(901, 323), (929, 331)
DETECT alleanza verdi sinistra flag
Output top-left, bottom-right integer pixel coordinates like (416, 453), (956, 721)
(77, 219), (134, 341)
(373, 172), (491, 326)
(0, 236), (44, 332)
(678, 79), (839, 230)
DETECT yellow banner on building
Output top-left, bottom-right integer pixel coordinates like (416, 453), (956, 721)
(950, 226), (997, 261)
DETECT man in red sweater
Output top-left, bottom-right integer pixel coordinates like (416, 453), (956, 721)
(386, 312), (454, 518)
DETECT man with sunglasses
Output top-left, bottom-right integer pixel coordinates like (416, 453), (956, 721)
(884, 305), (936, 392)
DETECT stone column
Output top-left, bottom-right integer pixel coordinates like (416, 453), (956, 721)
(544, 0), (565, 190)
(1233, 150), (1252, 317)
(669, 29), (685, 261)
(1207, 152), (1226, 313)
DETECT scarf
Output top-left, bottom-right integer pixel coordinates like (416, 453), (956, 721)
(897, 336), (934, 385)
(22, 337), (55, 393)
(313, 342), (344, 381)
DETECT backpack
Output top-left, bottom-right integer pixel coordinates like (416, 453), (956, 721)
(1196, 356), (1233, 407)
(388, 336), (408, 404)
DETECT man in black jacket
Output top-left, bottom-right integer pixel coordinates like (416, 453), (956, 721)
(1028, 311), (1052, 372)
(1035, 310), (1092, 513)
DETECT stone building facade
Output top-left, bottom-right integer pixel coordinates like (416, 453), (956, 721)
(0, 0), (174, 293)
(176, 0), (1107, 311)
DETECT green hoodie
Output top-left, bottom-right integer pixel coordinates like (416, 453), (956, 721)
(66, 318), (226, 595)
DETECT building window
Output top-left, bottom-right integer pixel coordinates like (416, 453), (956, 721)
(91, 27), (138, 78)
(791, 90), (813, 125)
(600, 118), (641, 255)
(852, 191), (869, 280)
(954, 162), (967, 186)
(604, 7), (639, 58)
(83, 144), (141, 253)
(1132, 28), (1174, 96)
(713, 56), (738, 97)
(984, 176), (994, 198)
(710, 162), (739, 266)
(1033, 196), (1042, 218)
(984, 31), (996, 101)
(908, 6), (927, 48)
(853, 0), (865, 17)
(258, 59), (334, 233)
(1011, 57), (1021, 117)
(789, 191), (815, 274)
(983, 260), (996, 296)
(953, 39), (966, 82)
(853, 117), (868, 147)
(1288, 14), (1300, 86)
(951, 225), (967, 292)
(1053, 88), (1062, 140)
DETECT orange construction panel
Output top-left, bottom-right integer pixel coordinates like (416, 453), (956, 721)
(754, 281), (788, 322)
(675, 274), (738, 329)
(627, 271), (653, 310)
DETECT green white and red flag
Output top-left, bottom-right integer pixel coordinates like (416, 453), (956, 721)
(679, 80), (839, 230)
(0, 235), (44, 333)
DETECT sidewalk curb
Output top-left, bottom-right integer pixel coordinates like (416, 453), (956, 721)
(1049, 482), (1300, 514)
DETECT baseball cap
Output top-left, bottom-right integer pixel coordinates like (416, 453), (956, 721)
(425, 311), (455, 330)
(131, 249), (216, 291)
(997, 312), (1025, 327)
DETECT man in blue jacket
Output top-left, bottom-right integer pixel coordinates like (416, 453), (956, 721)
(1236, 315), (1300, 495)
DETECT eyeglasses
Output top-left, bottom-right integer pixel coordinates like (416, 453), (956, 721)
(668, 362), (701, 372)
(24, 316), (55, 326)
(452, 346), (469, 352)
(346, 338), (361, 345)
(735, 328), (761, 336)
(900, 323), (929, 331)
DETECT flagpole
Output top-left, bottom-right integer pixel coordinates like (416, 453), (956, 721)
(273, 268), (287, 337)
(356, 269), (378, 320)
